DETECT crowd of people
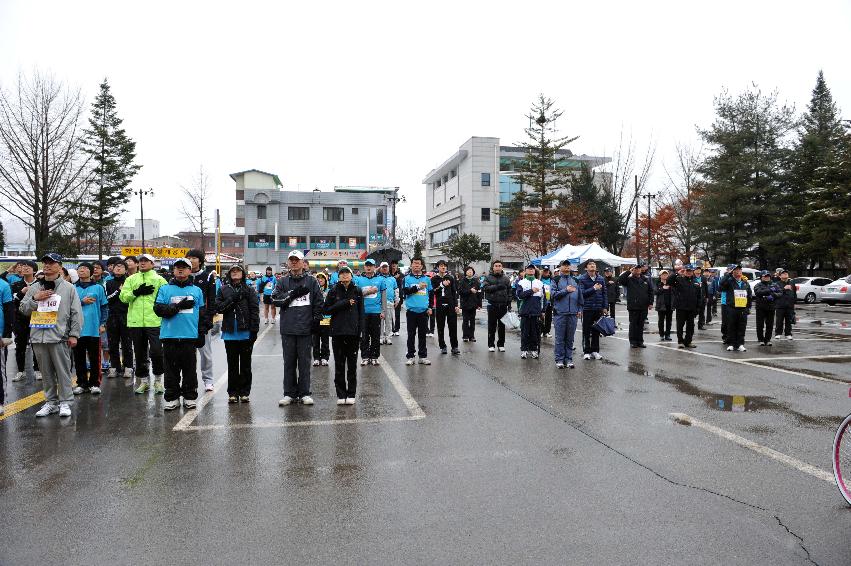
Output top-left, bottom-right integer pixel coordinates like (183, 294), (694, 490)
(0, 248), (798, 416)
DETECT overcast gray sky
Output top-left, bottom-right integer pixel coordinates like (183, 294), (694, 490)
(1, 0), (849, 239)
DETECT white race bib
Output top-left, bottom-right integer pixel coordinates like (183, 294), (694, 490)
(290, 293), (311, 307)
(37, 295), (62, 312)
(265, 282), (274, 291)
(170, 295), (194, 314)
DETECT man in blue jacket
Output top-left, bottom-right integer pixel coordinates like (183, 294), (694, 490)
(514, 264), (544, 359)
(551, 260), (583, 368)
(256, 266), (277, 325)
(72, 262), (108, 395)
(401, 257), (433, 365)
(578, 260), (607, 360)
(355, 259), (385, 366)
(153, 258), (205, 410)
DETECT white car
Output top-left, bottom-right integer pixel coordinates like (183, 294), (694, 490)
(791, 276), (833, 304)
(821, 275), (851, 306)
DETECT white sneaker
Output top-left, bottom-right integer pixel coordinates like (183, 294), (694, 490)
(164, 399), (180, 410)
(35, 371), (42, 381)
(279, 396), (294, 406)
(321, 359), (329, 366)
(556, 362), (565, 369)
(361, 359), (369, 366)
(72, 386), (86, 395)
(583, 354), (592, 360)
(419, 358), (431, 365)
(0, 404), (3, 415)
(204, 383), (214, 392)
(426, 333), (433, 337)
(301, 395), (314, 405)
(90, 386), (101, 395)
(488, 347), (496, 352)
(345, 398), (356, 405)
(531, 351), (539, 359)
(385, 339), (392, 345)
(337, 398), (346, 405)
(379, 337), (386, 345)
(312, 360), (320, 367)
(405, 358), (415, 365)
(264, 319), (269, 325)
(12, 371), (24, 382)
(520, 351), (527, 359)
(726, 345), (734, 351)
(737, 345), (747, 352)
(271, 319), (276, 325)
(183, 399), (197, 409)
(498, 347), (506, 352)
(58, 403), (72, 417)
(35, 404), (59, 417)
(786, 335), (794, 340)
(123, 368), (134, 378)
(592, 352), (603, 360)
(107, 368), (118, 378)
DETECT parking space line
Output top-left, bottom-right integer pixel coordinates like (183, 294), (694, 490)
(610, 336), (848, 385)
(0, 390), (45, 421)
(670, 413), (834, 483)
(172, 324), (275, 431)
(739, 354), (851, 362)
(378, 355), (426, 418)
(183, 415), (423, 431)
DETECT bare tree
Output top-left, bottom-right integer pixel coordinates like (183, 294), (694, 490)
(397, 219), (425, 261)
(0, 71), (91, 254)
(180, 165), (212, 248)
(661, 142), (704, 261)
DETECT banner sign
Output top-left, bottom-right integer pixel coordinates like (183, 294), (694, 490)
(121, 247), (189, 258)
(305, 250), (365, 259)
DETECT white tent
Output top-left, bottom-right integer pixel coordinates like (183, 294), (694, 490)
(539, 242), (637, 267)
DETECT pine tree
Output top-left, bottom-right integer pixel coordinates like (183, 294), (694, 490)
(694, 86), (795, 267)
(82, 79), (141, 259)
(413, 239), (423, 260)
(439, 233), (491, 270)
(794, 71), (851, 273)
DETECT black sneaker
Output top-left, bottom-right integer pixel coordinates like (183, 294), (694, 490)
(451, 348), (460, 355)
(441, 347), (448, 355)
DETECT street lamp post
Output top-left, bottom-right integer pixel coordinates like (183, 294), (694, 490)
(133, 188), (154, 253)
(640, 192), (657, 266)
(385, 187), (405, 248)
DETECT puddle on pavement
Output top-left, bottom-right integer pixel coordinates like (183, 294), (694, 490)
(626, 362), (838, 427)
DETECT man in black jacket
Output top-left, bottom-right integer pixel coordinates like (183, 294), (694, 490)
(272, 250), (324, 406)
(719, 265), (753, 352)
(105, 260), (134, 378)
(10, 260), (39, 381)
(668, 264), (703, 349)
(753, 271), (782, 346)
(431, 260), (460, 355)
(604, 267), (620, 324)
(482, 260), (512, 352)
(459, 266), (481, 342)
(391, 261), (404, 335)
(618, 265), (653, 348)
(187, 248), (217, 392)
(324, 266), (364, 405)
(774, 269), (797, 339)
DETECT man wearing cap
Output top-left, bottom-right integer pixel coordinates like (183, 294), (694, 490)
(667, 264), (702, 349)
(355, 258), (386, 365)
(719, 264), (752, 352)
(72, 262), (109, 395)
(187, 249), (217, 391)
(774, 269), (796, 340)
(153, 258), (206, 410)
(603, 266), (620, 325)
(120, 253), (168, 394)
(272, 250), (324, 406)
(401, 257), (433, 364)
(329, 260), (349, 286)
(10, 259), (39, 381)
(379, 261), (398, 345)
(105, 260), (134, 378)
(618, 263), (653, 348)
(431, 259), (461, 355)
(20, 253), (83, 418)
(753, 271), (782, 346)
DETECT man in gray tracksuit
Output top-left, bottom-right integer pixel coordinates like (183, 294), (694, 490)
(272, 250), (324, 406)
(19, 253), (83, 418)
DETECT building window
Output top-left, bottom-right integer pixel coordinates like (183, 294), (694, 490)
(236, 217), (245, 228)
(236, 189), (244, 200)
(352, 208), (358, 215)
(323, 207), (344, 221)
(481, 208), (491, 221)
(233, 240), (242, 248)
(436, 179), (442, 188)
(442, 174), (448, 184)
(247, 234), (274, 249)
(288, 206), (309, 221)
(376, 209), (384, 225)
(311, 236), (337, 249)
(257, 205), (267, 220)
(481, 172), (491, 187)
(450, 169), (456, 179)
(280, 235), (307, 249)
(430, 225), (459, 247)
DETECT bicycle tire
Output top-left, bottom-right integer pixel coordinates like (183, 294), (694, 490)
(832, 412), (851, 505)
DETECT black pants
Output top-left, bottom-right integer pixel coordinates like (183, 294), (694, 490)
(393, 303), (402, 332)
(107, 314), (133, 372)
(132, 327), (164, 377)
(676, 309), (697, 345)
(697, 303), (706, 328)
(282, 334), (312, 398)
(162, 339), (197, 402)
(73, 336), (101, 388)
(542, 305), (553, 335)
(428, 311), (435, 334)
(361, 313), (381, 359)
(406, 310), (429, 358)
(657, 310), (672, 338)
(728, 308), (748, 348)
(520, 315), (540, 352)
(332, 335), (359, 399)
(582, 309), (602, 354)
(313, 325), (330, 361)
(628, 309), (647, 345)
(0, 348), (6, 404)
(721, 304), (730, 344)
(436, 306), (458, 350)
(755, 308), (775, 343)
(487, 304), (508, 348)
(462, 308), (477, 340)
(775, 307), (794, 337)
(225, 339), (253, 396)
(705, 299), (714, 324)
(13, 322), (37, 373)
(608, 302), (617, 322)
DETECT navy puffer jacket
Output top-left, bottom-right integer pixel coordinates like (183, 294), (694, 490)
(578, 273), (607, 311)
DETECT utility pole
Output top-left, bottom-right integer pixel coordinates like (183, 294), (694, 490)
(640, 192), (657, 266)
(133, 188), (154, 253)
(385, 187), (405, 247)
(634, 175), (639, 262)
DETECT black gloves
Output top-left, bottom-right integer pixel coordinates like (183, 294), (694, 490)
(176, 297), (195, 310)
(134, 283), (155, 296)
(195, 334), (206, 348)
(249, 331), (257, 344)
(292, 286), (310, 298)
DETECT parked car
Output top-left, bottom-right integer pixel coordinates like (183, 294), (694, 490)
(791, 277), (833, 304)
(821, 275), (851, 305)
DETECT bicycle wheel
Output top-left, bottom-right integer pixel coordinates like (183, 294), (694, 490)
(832, 412), (851, 505)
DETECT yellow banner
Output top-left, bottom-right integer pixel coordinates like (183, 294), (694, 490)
(120, 247), (190, 258)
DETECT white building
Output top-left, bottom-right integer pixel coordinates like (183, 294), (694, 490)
(117, 219), (160, 243)
(422, 136), (610, 273)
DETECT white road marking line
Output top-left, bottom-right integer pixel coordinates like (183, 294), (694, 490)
(740, 354), (851, 362)
(183, 415), (424, 431)
(610, 336), (848, 385)
(172, 324), (275, 431)
(670, 412), (835, 484)
(378, 355), (426, 418)
(656, 338), (840, 344)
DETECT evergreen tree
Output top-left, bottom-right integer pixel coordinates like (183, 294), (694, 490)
(413, 239), (423, 260)
(82, 79), (141, 259)
(694, 86), (796, 267)
(794, 71), (851, 272)
(439, 233), (491, 270)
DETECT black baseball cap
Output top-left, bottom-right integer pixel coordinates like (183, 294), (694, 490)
(40, 253), (62, 263)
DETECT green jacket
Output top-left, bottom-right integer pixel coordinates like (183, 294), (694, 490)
(120, 270), (168, 328)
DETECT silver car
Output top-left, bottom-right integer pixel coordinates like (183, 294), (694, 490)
(792, 276), (833, 304)
(821, 275), (851, 305)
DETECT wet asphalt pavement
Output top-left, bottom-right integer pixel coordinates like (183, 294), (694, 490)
(2, 303), (851, 565)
